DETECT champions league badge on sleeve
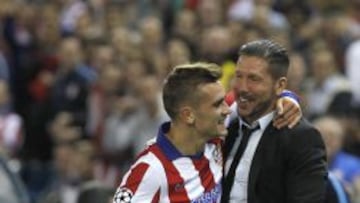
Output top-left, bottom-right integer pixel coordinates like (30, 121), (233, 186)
(113, 187), (133, 203)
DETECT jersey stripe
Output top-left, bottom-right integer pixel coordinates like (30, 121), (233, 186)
(115, 139), (223, 202)
(174, 158), (204, 200)
(193, 155), (216, 192)
(151, 188), (161, 203)
(152, 145), (191, 202)
(122, 163), (149, 193)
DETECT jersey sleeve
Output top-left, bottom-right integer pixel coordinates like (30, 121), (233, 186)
(113, 155), (163, 203)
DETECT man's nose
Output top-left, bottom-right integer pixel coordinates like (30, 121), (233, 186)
(234, 78), (248, 93)
(222, 103), (231, 115)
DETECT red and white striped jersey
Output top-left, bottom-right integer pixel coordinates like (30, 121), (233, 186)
(113, 122), (223, 203)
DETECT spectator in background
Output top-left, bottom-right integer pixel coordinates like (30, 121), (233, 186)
(86, 64), (124, 187)
(166, 38), (191, 68)
(200, 26), (237, 93)
(51, 37), (96, 137)
(39, 140), (97, 203)
(132, 75), (169, 154)
(304, 44), (351, 119)
(345, 39), (360, 111)
(59, 0), (87, 36)
(313, 115), (360, 202)
(200, 26), (232, 65)
(77, 182), (114, 203)
(287, 52), (307, 100)
(1, 0), (37, 118)
(228, 0), (289, 31)
(197, 0), (224, 27)
(100, 90), (141, 177)
(0, 80), (23, 158)
(171, 9), (198, 56)
(0, 153), (29, 203)
(88, 44), (115, 74)
(86, 64), (123, 147)
(110, 27), (135, 65)
(139, 16), (170, 78)
(0, 44), (10, 82)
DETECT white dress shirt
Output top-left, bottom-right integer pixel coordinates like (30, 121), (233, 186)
(224, 110), (275, 203)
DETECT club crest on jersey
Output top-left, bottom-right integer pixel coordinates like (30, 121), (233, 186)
(113, 187), (133, 203)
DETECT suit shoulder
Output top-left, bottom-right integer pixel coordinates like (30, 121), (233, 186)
(285, 118), (320, 138)
(281, 118), (325, 150)
(290, 118), (314, 131)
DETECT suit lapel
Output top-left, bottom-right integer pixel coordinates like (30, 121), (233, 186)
(247, 123), (277, 202)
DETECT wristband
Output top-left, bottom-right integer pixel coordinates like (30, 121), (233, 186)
(280, 90), (300, 104)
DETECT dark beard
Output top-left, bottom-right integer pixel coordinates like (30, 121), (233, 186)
(241, 96), (276, 124)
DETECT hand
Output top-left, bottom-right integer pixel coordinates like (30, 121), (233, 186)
(273, 97), (302, 129)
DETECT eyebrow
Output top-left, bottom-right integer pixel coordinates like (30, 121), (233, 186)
(213, 97), (225, 107)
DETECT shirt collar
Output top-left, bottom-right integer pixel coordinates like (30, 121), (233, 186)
(156, 122), (203, 161)
(239, 111), (275, 131)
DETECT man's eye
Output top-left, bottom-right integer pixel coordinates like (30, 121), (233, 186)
(249, 76), (261, 82)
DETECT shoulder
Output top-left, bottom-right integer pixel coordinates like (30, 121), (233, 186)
(283, 118), (320, 138)
(279, 119), (325, 150)
(131, 145), (166, 175)
(115, 146), (166, 201)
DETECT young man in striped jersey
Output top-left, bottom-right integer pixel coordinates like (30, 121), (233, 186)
(113, 62), (301, 203)
(113, 63), (229, 203)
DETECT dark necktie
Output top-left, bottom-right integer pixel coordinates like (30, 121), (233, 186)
(221, 124), (260, 203)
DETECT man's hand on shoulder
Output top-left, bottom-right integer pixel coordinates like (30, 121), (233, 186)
(273, 90), (302, 129)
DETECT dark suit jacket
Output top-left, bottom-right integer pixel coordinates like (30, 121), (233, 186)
(224, 118), (327, 203)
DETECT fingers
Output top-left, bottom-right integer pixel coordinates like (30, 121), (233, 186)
(276, 99), (284, 115)
(273, 102), (301, 129)
(288, 114), (302, 129)
(280, 102), (298, 120)
(273, 116), (288, 129)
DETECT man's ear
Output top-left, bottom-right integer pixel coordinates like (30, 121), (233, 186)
(179, 106), (195, 124)
(275, 77), (287, 96)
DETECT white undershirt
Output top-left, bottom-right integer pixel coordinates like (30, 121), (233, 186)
(224, 111), (275, 203)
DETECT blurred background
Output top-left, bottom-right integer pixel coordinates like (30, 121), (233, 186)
(0, 0), (359, 202)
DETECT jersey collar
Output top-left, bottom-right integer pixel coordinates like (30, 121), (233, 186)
(156, 122), (203, 160)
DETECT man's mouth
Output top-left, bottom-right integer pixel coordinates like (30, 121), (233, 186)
(238, 96), (252, 104)
(239, 97), (248, 102)
(218, 118), (225, 125)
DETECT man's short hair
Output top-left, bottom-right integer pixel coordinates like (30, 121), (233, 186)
(162, 62), (222, 119)
(239, 39), (289, 79)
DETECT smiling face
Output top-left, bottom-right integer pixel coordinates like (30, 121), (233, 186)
(163, 62), (230, 140)
(234, 55), (285, 123)
(192, 81), (231, 138)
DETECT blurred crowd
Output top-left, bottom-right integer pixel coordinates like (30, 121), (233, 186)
(0, 0), (360, 202)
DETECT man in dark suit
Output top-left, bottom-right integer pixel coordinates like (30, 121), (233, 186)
(221, 39), (327, 203)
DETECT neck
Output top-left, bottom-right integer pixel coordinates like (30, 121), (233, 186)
(167, 123), (207, 155)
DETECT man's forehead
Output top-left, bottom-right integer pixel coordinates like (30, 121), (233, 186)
(197, 82), (225, 100)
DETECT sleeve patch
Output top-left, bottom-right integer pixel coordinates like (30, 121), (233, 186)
(113, 187), (133, 203)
